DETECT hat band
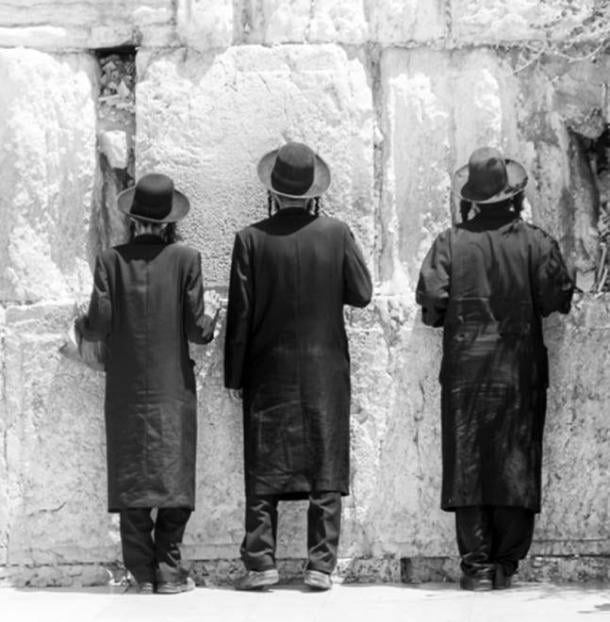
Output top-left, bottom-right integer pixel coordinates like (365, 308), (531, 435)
(271, 167), (314, 196)
(130, 199), (172, 220)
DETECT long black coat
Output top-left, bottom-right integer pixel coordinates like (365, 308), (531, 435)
(80, 235), (215, 511)
(416, 209), (574, 512)
(225, 209), (372, 498)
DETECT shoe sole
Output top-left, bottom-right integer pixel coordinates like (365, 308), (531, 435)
(304, 572), (332, 591)
(235, 570), (280, 591)
(156, 578), (196, 594)
(459, 577), (493, 592)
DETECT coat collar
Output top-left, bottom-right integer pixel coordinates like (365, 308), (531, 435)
(132, 233), (165, 244)
(273, 207), (314, 217)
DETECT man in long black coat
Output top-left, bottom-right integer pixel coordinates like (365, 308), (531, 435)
(416, 147), (574, 590)
(78, 174), (220, 593)
(225, 142), (372, 591)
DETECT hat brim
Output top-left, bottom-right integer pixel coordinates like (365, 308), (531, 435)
(455, 159), (528, 204)
(257, 148), (331, 199)
(117, 186), (190, 223)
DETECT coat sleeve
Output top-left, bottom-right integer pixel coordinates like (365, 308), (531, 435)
(224, 233), (253, 390)
(77, 254), (112, 341)
(416, 231), (451, 327)
(532, 233), (574, 317)
(184, 251), (216, 344)
(343, 225), (373, 308)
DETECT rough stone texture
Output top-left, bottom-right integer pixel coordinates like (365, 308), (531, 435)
(0, 49), (97, 304)
(136, 44), (375, 286)
(3, 303), (113, 566)
(451, 0), (602, 44)
(367, 0), (447, 45)
(176, 0), (233, 50)
(0, 1), (174, 49)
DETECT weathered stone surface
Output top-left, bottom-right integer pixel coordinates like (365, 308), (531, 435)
(0, 49), (96, 304)
(136, 44), (375, 285)
(513, 55), (610, 273)
(367, 0), (446, 45)
(242, 0), (369, 45)
(0, 309), (7, 566)
(0, 1), (175, 49)
(176, 0), (233, 50)
(536, 298), (610, 555)
(451, 0), (601, 44)
(4, 303), (114, 565)
(379, 48), (509, 287)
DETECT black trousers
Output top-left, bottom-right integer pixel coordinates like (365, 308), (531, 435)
(455, 506), (535, 577)
(241, 492), (342, 574)
(119, 507), (191, 584)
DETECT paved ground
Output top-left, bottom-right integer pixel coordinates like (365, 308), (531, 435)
(2, 582), (610, 622)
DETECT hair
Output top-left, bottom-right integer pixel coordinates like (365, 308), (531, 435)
(129, 220), (181, 244)
(459, 199), (473, 223)
(460, 191), (525, 222)
(267, 191), (321, 217)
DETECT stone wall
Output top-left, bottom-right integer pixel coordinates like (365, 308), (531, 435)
(0, 1), (609, 586)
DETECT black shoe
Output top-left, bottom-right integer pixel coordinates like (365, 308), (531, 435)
(156, 576), (196, 594)
(493, 565), (512, 590)
(234, 568), (280, 591)
(459, 572), (493, 591)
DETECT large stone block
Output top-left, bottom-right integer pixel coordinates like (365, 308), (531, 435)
(366, 0), (446, 45)
(176, 0), (233, 50)
(0, 309), (7, 566)
(0, 49), (96, 304)
(451, 0), (600, 44)
(379, 48), (512, 288)
(535, 298), (610, 555)
(512, 55), (609, 273)
(136, 44), (375, 286)
(3, 303), (113, 565)
(343, 297), (454, 557)
(0, 1), (174, 49)
(239, 0), (369, 45)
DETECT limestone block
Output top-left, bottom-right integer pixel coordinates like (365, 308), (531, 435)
(0, 1), (175, 49)
(366, 0), (446, 45)
(341, 296), (455, 557)
(0, 49), (96, 304)
(177, 0), (233, 50)
(4, 303), (116, 565)
(535, 299), (610, 555)
(0, 311), (7, 566)
(451, 0), (599, 44)
(513, 56), (609, 272)
(308, 0), (369, 44)
(241, 0), (369, 44)
(136, 44), (375, 286)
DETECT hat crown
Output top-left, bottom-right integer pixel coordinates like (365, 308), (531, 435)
(271, 142), (315, 196)
(465, 147), (508, 201)
(130, 174), (174, 220)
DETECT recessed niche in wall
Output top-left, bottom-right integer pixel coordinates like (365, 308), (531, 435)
(93, 46), (136, 253)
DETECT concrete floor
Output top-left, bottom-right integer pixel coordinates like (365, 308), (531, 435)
(2, 582), (610, 622)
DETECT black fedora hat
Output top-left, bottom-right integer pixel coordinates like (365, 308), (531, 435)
(257, 142), (331, 199)
(117, 173), (190, 223)
(454, 147), (528, 204)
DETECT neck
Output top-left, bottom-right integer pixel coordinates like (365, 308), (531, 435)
(276, 196), (309, 210)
